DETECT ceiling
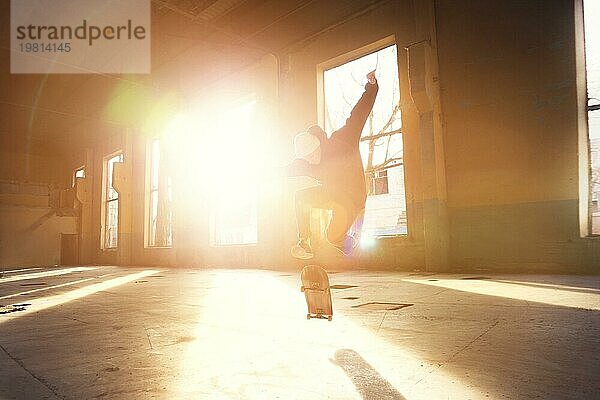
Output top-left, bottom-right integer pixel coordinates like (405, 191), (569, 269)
(0, 0), (385, 161)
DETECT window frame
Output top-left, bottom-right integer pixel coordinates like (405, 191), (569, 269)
(577, 0), (600, 237)
(317, 35), (409, 238)
(101, 151), (123, 250)
(209, 96), (260, 247)
(145, 138), (173, 248)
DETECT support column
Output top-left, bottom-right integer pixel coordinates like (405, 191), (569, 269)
(113, 130), (134, 265)
(407, 0), (450, 272)
(75, 148), (94, 264)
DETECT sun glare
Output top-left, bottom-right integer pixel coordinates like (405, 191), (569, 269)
(161, 97), (273, 245)
(173, 271), (480, 399)
(163, 99), (267, 187)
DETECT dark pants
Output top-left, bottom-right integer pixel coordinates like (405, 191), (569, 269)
(295, 185), (363, 246)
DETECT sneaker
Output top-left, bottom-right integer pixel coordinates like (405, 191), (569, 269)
(330, 235), (358, 256)
(291, 238), (314, 260)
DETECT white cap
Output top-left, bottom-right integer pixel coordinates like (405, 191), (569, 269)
(294, 131), (320, 159)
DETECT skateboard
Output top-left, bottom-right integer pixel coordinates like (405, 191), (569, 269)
(300, 264), (333, 321)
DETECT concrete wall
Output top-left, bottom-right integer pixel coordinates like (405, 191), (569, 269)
(0, 206), (77, 267)
(0, 151), (69, 186)
(0, 156), (77, 268)
(435, 0), (599, 272)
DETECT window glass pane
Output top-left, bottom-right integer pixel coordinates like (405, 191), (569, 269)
(214, 183), (258, 246)
(149, 189), (159, 246)
(324, 44), (407, 237)
(210, 100), (259, 245)
(105, 199), (119, 248)
(584, 0), (600, 234)
(151, 139), (160, 191)
(147, 139), (173, 247)
(585, 0), (600, 100)
(103, 153), (122, 248)
(106, 154), (122, 201)
(164, 177), (173, 246)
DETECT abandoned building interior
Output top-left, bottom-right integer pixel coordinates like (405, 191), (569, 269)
(0, 0), (599, 399)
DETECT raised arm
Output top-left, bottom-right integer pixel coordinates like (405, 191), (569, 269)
(335, 71), (379, 143)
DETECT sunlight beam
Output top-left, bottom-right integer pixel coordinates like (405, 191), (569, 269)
(174, 271), (480, 400)
(1, 267), (43, 274)
(404, 278), (600, 310)
(0, 267), (96, 284)
(0, 270), (160, 323)
(0, 278), (95, 300)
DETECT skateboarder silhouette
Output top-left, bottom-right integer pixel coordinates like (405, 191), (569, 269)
(287, 71), (378, 259)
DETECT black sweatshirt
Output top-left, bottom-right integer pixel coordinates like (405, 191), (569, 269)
(288, 81), (379, 208)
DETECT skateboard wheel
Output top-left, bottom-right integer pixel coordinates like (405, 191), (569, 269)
(306, 313), (311, 320)
(328, 316), (332, 321)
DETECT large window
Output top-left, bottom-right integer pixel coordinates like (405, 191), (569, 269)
(102, 153), (123, 249)
(146, 139), (173, 247)
(323, 43), (407, 237)
(209, 100), (259, 246)
(584, 0), (600, 234)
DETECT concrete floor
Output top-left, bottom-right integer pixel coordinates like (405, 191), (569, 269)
(0, 266), (598, 400)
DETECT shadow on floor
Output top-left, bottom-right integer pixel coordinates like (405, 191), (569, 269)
(332, 348), (406, 400)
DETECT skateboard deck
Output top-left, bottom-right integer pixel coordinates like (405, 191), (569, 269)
(300, 264), (333, 321)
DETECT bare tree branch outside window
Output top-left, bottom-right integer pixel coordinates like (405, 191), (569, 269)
(324, 44), (407, 236)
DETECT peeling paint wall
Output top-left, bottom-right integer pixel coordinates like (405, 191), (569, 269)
(0, 207), (77, 266)
(0, 154), (76, 267)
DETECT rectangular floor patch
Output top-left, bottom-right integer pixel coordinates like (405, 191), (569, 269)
(352, 302), (413, 311)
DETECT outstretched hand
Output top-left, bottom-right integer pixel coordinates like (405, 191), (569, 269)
(367, 70), (376, 85)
